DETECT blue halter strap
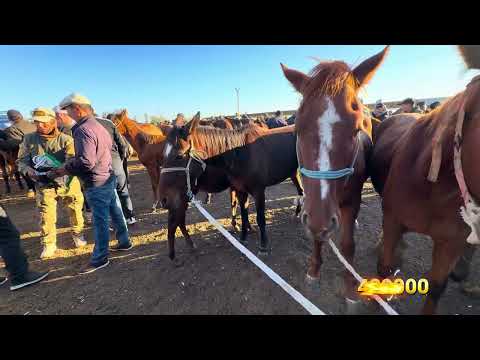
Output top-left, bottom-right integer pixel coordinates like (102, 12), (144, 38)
(297, 132), (362, 182)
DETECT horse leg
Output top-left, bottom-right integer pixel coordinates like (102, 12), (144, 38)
(290, 170), (304, 217)
(377, 214), (406, 278)
(1, 161), (11, 194)
(146, 164), (159, 211)
(205, 193), (212, 205)
(339, 205), (361, 301)
(167, 209), (183, 267)
(179, 216), (196, 251)
(14, 170), (24, 190)
(306, 239), (324, 284)
(253, 190), (270, 256)
(422, 238), (465, 315)
(230, 189), (240, 233)
(237, 191), (251, 245)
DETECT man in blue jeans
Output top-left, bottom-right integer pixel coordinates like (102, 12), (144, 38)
(49, 93), (133, 275)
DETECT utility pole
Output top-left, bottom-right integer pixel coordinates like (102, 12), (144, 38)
(235, 88), (240, 117)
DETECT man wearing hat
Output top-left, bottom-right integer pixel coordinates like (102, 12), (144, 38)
(372, 100), (390, 121)
(172, 113), (185, 127)
(49, 93), (132, 275)
(16, 107), (86, 259)
(393, 98), (420, 115)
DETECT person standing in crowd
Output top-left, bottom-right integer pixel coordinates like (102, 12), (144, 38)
(172, 113), (185, 127)
(0, 204), (49, 290)
(286, 113), (296, 125)
(266, 110), (288, 129)
(371, 99), (390, 121)
(16, 107), (86, 259)
(428, 101), (441, 112)
(392, 98), (420, 115)
(95, 114), (137, 225)
(49, 93), (133, 275)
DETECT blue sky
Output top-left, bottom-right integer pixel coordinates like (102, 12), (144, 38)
(0, 45), (477, 122)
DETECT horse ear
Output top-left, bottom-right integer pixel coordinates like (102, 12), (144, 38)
(188, 112), (201, 135)
(281, 63), (308, 93)
(352, 46), (389, 88)
(120, 109), (128, 118)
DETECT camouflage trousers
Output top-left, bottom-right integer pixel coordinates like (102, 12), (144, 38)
(35, 177), (84, 247)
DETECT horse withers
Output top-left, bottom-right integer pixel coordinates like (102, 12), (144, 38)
(369, 46), (480, 314)
(281, 46), (388, 307)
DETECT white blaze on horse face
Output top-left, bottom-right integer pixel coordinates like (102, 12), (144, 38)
(164, 143), (172, 158)
(317, 98), (341, 200)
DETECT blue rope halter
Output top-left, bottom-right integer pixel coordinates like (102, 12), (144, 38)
(297, 132), (362, 182)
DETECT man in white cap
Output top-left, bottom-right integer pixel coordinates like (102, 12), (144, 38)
(16, 107), (86, 259)
(49, 93), (133, 275)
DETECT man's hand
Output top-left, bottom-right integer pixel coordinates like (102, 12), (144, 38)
(25, 167), (39, 181)
(47, 167), (67, 179)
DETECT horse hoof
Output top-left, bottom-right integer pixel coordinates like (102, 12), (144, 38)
(344, 298), (363, 315)
(305, 273), (320, 285)
(171, 258), (184, 268)
(257, 249), (269, 258)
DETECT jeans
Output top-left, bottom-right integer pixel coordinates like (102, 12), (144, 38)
(112, 157), (134, 219)
(0, 205), (29, 280)
(84, 176), (130, 265)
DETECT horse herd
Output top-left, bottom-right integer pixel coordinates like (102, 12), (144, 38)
(1, 45), (479, 315)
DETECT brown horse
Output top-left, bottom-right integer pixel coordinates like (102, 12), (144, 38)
(110, 110), (169, 211)
(281, 47), (388, 306)
(369, 46), (480, 314)
(0, 148), (35, 195)
(159, 113), (304, 261)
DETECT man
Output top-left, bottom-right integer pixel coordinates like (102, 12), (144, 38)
(172, 113), (185, 127)
(392, 98), (420, 115)
(16, 107), (86, 259)
(0, 204), (49, 290)
(266, 110), (288, 129)
(0, 110), (36, 198)
(286, 114), (296, 125)
(428, 101), (441, 112)
(50, 93), (133, 275)
(95, 115), (137, 225)
(0, 110), (36, 152)
(371, 100), (390, 121)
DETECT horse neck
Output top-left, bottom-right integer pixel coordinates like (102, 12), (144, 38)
(191, 127), (256, 159)
(122, 118), (146, 154)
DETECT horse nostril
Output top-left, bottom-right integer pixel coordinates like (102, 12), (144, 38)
(331, 215), (339, 230)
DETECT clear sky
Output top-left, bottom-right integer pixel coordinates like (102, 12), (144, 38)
(0, 45), (477, 122)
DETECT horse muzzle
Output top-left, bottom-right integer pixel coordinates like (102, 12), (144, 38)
(301, 210), (339, 241)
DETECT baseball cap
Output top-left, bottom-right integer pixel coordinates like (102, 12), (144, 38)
(7, 109), (23, 121)
(31, 107), (56, 123)
(59, 93), (92, 109)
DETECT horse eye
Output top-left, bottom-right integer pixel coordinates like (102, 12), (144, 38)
(351, 102), (359, 111)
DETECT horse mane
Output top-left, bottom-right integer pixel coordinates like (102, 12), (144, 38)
(192, 124), (264, 158)
(302, 60), (359, 102)
(137, 131), (166, 146)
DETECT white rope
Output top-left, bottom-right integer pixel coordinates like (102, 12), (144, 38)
(328, 239), (399, 315)
(191, 198), (326, 315)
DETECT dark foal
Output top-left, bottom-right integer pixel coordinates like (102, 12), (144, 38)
(160, 114), (304, 260)
(281, 46), (388, 305)
(369, 46), (480, 314)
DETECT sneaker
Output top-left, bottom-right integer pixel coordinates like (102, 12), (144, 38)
(78, 259), (110, 275)
(40, 245), (57, 259)
(72, 234), (87, 248)
(126, 217), (137, 225)
(10, 271), (49, 291)
(0, 276), (7, 286)
(110, 242), (133, 252)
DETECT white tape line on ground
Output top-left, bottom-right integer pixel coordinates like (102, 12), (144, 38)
(328, 239), (399, 315)
(192, 199), (325, 315)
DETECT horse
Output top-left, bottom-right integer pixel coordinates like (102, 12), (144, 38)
(110, 110), (169, 211)
(0, 145), (35, 196)
(280, 46), (388, 308)
(159, 113), (305, 262)
(368, 45), (480, 314)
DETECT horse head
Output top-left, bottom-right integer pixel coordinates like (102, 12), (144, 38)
(281, 46), (389, 240)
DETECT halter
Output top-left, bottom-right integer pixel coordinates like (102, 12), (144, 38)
(160, 144), (207, 201)
(297, 131), (363, 185)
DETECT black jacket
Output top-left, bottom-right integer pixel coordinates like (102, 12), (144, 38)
(95, 117), (129, 161)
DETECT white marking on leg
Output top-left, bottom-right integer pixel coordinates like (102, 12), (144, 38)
(316, 98), (341, 199)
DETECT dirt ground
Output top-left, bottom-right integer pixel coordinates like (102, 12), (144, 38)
(1, 159), (480, 315)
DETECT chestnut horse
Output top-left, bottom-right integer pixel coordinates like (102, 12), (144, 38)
(369, 46), (480, 314)
(159, 113), (304, 262)
(110, 110), (170, 211)
(0, 149), (35, 195)
(281, 46), (388, 306)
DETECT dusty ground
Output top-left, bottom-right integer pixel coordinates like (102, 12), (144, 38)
(1, 159), (480, 315)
